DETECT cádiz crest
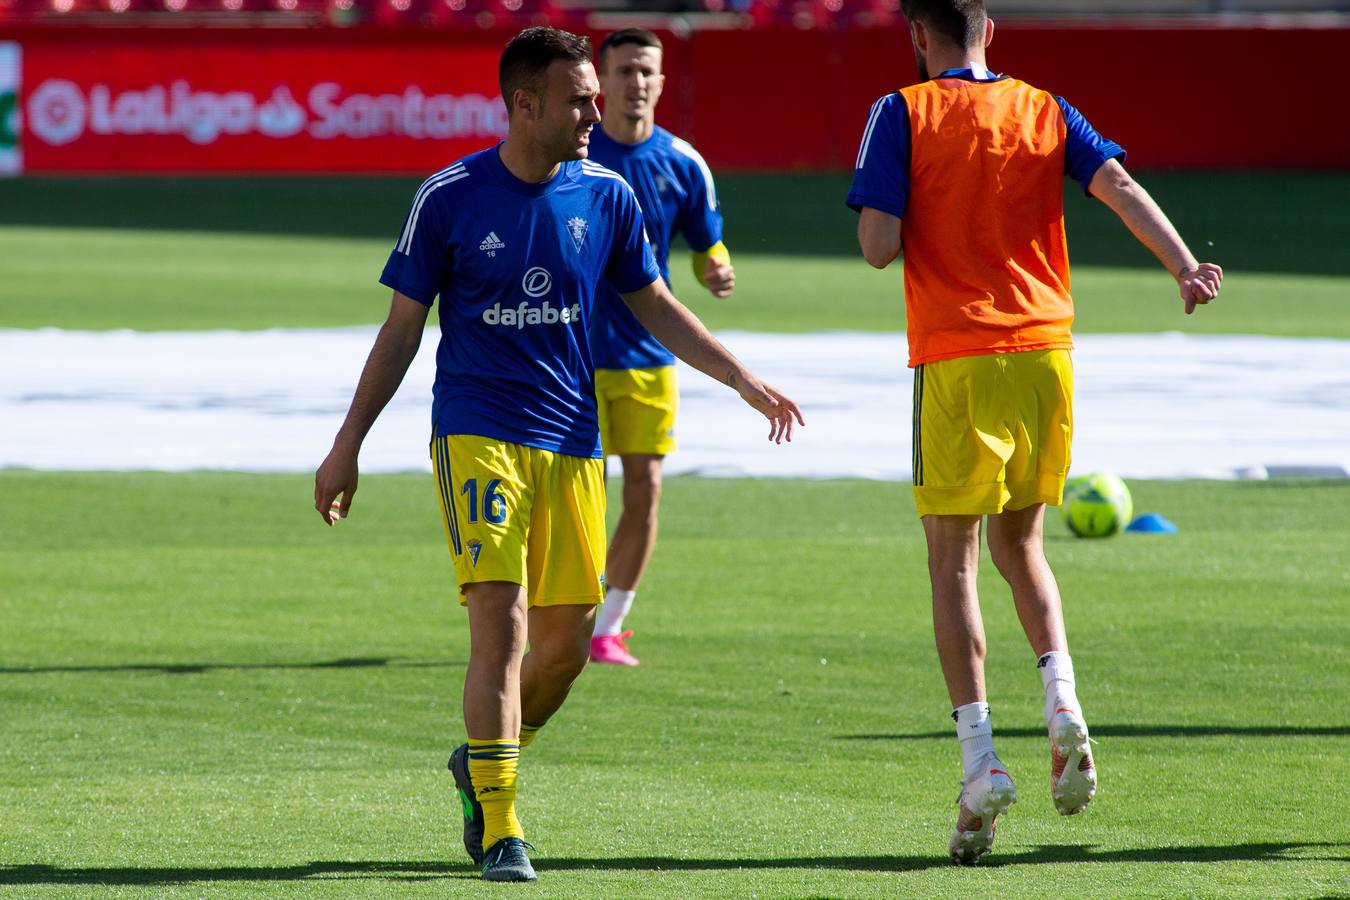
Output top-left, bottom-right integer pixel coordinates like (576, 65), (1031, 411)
(567, 216), (588, 253)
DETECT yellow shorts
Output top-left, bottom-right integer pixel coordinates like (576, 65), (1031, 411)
(912, 349), (1073, 518)
(595, 366), (677, 457)
(431, 434), (606, 607)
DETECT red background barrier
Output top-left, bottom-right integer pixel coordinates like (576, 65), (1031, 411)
(2, 21), (1346, 174)
(684, 22), (1350, 170)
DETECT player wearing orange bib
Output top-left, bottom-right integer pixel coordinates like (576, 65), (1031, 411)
(848, 0), (1222, 864)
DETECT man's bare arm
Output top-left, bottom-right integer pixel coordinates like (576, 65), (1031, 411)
(314, 292), (430, 524)
(858, 207), (903, 269)
(1088, 159), (1223, 313)
(620, 278), (803, 443)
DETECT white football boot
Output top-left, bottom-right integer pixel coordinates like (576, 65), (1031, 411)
(949, 756), (1017, 865)
(1049, 708), (1097, 815)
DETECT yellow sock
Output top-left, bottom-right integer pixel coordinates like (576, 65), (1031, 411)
(467, 739), (522, 851)
(518, 721), (545, 750)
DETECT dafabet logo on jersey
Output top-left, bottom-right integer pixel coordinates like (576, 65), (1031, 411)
(480, 267), (581, 330)
(481, 299), (583, 330)
(0, 43), (21, 176)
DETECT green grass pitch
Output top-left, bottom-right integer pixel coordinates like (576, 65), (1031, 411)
(1, 171), (1348, 335)
(1, 472), (1348, 897)
(2, 172), (1349, 896)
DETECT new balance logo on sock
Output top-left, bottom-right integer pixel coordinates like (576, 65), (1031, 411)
(480, 232), (506, 251)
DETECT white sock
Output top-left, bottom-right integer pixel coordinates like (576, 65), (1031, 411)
(953, 701), (996, 780)
(593, 587), (636, 636)
(1038, 651), (1082, 725)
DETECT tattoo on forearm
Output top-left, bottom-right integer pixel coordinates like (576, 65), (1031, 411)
(725, 371), (738, 389)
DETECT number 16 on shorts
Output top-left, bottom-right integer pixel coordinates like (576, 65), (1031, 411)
(461, 477), (508, 525)
(431, 433), (527, 590)
(431, 433), (607, 605)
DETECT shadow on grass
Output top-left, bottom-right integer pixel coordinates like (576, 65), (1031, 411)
(0, 657), (461, 676)
(546, 841), (1348, 871)
(841, 724), (1350, 740)
(3, 842), (1343, 885)
(0, 860), (473, 886)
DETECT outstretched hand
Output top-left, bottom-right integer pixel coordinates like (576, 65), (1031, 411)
(735, 377), (805, 444)
(1179, 263), (1223, 315)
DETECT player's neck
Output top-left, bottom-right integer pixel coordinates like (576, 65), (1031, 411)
(601, 114), (654, 146)
(925, 47), (988, 78)
(498, 135), (562, 184)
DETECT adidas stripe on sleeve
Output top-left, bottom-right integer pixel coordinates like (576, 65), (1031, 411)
(846, 92), (911, 220)
(381, 164), (470, 305)
(670, 137), (723, 254)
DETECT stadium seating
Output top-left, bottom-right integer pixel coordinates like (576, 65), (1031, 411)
(0, 0), (1341, 27)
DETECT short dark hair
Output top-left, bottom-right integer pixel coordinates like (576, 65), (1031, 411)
(499, 27), (593, 112)
(900, 0), (986, 49)
(597, 28), (664, 72)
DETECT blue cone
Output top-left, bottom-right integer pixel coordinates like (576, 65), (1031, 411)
(1126, 513), (1178, 534)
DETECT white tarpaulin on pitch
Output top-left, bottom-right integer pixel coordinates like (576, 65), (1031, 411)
(2, 328), (1348, 480)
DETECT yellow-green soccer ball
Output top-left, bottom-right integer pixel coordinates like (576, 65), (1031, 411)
(1061, 473), (1133, 538)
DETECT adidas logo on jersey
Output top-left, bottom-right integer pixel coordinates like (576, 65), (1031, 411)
(479, 232), (506, 251)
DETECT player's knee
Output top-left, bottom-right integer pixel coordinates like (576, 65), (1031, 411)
(622, 469), (662, 518)
(536, 640), (590, 683)
(928, 548), (978, 582)
(988, 533), (1041, 580)
(925, 527), (981, 578)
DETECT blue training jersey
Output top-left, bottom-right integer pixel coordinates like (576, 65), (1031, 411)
(380, 145), (660, 458)
(586, 125), (724, 371)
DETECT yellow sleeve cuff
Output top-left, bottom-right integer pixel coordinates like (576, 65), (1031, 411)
(691, 241), (731, 288)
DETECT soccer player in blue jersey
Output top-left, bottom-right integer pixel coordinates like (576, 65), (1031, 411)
(584, 28), (735, 667)
(313, 27), (801, 883)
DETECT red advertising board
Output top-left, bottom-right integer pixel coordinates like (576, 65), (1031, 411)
(20, 39), (508, 173)
(3, 22), (1348, 173)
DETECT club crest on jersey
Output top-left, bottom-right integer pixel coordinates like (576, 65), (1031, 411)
(467, 539), (482, 566)
(567, 217), (588, 252)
